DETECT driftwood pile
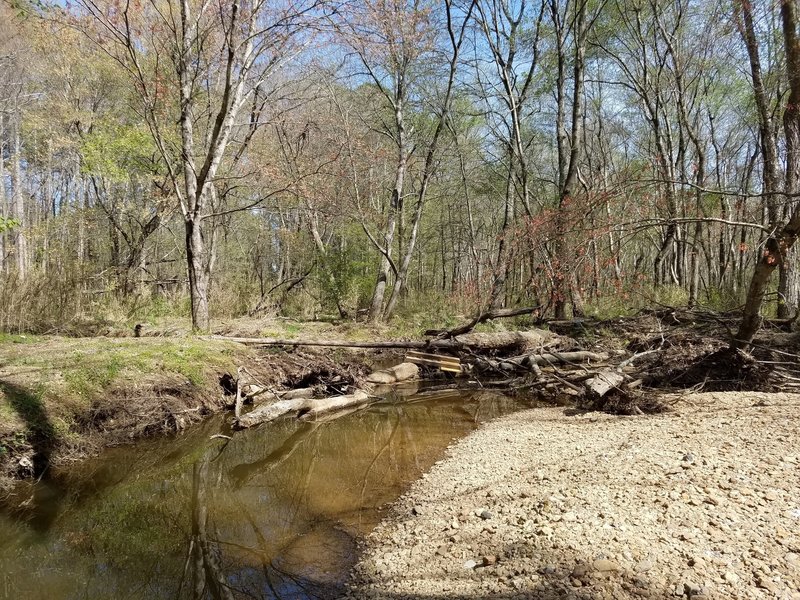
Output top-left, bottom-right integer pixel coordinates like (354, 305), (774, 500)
(219, 314), (660, 428)
(232, 363), (420, 428)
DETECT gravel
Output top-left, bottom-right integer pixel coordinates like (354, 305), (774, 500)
(347, 392), (800, 600)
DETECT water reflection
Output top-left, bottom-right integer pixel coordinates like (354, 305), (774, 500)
(0, 390), (528, 599)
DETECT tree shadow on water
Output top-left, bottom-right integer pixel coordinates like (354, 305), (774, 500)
(1, 380), (56, 476)
(0, 380), (63, 532)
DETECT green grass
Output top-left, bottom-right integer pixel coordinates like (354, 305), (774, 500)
(0, 333), (40, 344)
(0, 335), (251, 487)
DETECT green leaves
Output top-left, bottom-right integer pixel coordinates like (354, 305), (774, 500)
(79, 122), (155, 180)
(0, 217), (20, 233)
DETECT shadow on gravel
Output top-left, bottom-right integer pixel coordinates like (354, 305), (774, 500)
(346, 542), (682, 600)
(344, 573), (677, 600)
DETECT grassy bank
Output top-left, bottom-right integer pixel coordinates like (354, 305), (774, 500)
(0, 335), (256, 492)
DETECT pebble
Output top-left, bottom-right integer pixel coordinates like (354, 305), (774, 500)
(540, 564), (557, 575)
(723, 570), (739, 584)
(571, 563), (591, 579)
(635, 560), (654, 573)
(593, 559), (621, 572)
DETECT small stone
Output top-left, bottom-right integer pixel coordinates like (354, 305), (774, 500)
(412, 505), (424, 516)
(479, 510), (493, 520)
(756, 575), (778, 592)
(571, 563), (591, 579)
(463, 559), (477, 570)
(684, 582), (707, 598)
(482, 555), (497, 567)
(540, 564), (557, 575)
(723, 571), (739, 584)
(688, 556), (705, 568)
(562, 512), (578, 522)
(537, 526), (554, 537)
(635, 560), (654, 573)
(436, 545), (448, 557)
(593, 559), (621, 572)
(683, 453), (695, 463)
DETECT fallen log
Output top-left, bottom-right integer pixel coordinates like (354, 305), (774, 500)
(427, 306), (541, 338)
(472, 351), (608, 373)
(235, 389), (376, 428)
(298, 390), (372, 421)
(235, 398), (307, 428)
(370, 380), (421, 398)
(279, 387), (315, 400)
(585, 369), (625, 399)
(206, 330), (554, 352)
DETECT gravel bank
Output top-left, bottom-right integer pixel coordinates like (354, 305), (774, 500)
(348, 392), (800, 600)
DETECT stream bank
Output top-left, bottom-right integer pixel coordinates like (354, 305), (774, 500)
(348, 392), (800, 600)
(0, 335), (370, 495)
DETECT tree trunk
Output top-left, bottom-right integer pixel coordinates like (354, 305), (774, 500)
(780, 0), (800, 320)
(735, 0), (800, 347)
(369, 92), (406, 322)
(11, 116), (27, 280)
(186, 218), (211, 332)
(553, 0), (588, 319)
(0, 116), (6, 275)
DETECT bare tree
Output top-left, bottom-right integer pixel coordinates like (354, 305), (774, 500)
(734, 0), (800, 347)
(74, 0), (329, 331)
(473, 0), (545, 308)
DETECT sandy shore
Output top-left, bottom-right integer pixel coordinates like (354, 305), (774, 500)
(347, 392), (800, 599)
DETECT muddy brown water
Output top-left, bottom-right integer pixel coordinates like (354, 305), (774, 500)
(0, 387), (533, 599)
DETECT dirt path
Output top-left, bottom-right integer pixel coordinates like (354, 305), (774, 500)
(348, 392), (800, 599)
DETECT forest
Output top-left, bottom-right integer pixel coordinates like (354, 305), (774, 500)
(3, 2), (800, 598)
(0, 0), (799, 345)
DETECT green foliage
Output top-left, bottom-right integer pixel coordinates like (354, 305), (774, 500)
(80, 122), (156, 180)
(316, 235), (373, 315)
(0, 217), (19, 233)
(387, 292), (465, 337)
(63, 354), (124, 399)
(0, 383), (52, 443)
(702, 286), (744, 312)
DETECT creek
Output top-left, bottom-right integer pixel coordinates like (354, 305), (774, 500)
(0, 386), (534, 599)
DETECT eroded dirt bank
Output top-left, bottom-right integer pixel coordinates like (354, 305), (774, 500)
(0, 335), (368, 495)
(348, 392), (800, 600)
